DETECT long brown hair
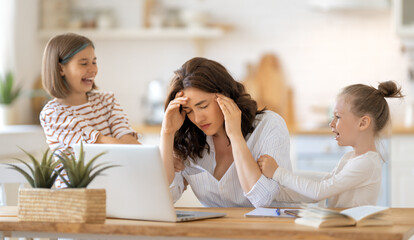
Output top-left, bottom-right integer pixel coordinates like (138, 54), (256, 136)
(340, 81), (404, 133)
(165, 57), (264, 161)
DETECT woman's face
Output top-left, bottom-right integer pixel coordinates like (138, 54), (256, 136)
(181, 87), (225, 136)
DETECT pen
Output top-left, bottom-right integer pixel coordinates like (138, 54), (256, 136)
(275, 208), (280, 216)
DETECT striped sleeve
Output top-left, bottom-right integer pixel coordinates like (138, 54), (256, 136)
(40, 104), (101, 151)
(101, 93), (138, 139)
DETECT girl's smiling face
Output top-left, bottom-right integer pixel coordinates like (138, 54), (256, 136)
(59, 45), (97, 97)
(181, 87), (225, 136)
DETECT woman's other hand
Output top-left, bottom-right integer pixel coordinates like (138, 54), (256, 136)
(257, 154), (279, 179)
(216, 94), (242, 139)
(162, 91), (187, 135)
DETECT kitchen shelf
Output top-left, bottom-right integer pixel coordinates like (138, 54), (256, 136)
(38, 27), (227, 56)
(37, 27), (225, 41)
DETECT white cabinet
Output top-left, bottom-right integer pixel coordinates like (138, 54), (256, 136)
(291, 135), (351, 172)
(394, 0), (414, 38)
(390, 135), (414, 207)
(394, 0), (414, 57)
(0, 125), (47, 206)
(0, 125), (47, 161)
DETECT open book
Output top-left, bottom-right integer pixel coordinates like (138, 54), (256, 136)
(295, 205), (391, 228)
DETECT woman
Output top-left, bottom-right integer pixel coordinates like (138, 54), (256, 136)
(160, 57), (292, 207)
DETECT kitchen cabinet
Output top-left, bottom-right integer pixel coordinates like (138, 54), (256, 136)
(0, 125), (47, 161)
(394, 0), (414, 38)
(394, 0), (414, 58)
(0, 125), (47, 206)
(390, 135), (414, 207)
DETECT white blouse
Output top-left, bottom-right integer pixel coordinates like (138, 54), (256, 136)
(169, 110), (293, 208)
(273, 151), (383, 208)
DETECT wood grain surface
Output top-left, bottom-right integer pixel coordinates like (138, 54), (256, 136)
(1, 207), (414, 240)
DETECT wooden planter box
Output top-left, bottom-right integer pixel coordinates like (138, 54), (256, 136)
(17, 188), (106, 223)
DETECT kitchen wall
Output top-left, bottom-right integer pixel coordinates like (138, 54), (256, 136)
(11, 0), (410, 129)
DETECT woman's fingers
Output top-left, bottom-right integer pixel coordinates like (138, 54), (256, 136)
(217, 97), (229, 114)
(216, 95), (233, 114)
(167, 95), (188, 112)
(216, 94), (239, 114)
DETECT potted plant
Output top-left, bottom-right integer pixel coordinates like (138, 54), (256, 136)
(5, 142), (116, 223)
(4, 148), (62, 188)
(0, 72), (21, 126)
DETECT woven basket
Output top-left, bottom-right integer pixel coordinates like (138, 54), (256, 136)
(17, 188), (106, 223)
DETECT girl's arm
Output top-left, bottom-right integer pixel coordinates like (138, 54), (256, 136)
(95, 133), (140, 144)
(272, 154), (378, 201)
(119, 133), (141, 144)
(105, 93), (140, 143)
(216, 94), (261, 193)
(40, 106), (101, 148)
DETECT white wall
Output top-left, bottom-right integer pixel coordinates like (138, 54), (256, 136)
(13, 0), (410, 129)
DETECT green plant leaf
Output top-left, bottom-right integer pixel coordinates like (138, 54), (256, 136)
(6, 147), (65, 188)
(56, 143), (117, 188)
(82, 151), (107, 176)
(78, 141), (85, 178)
(55, 152), (79, 186)
(46, 168), (64, 187)
(34, 165), (46, 188)
(19, 147), (40, 169)
(78, 164), (119, 188)
(55, 170), (73, 188)
(41, 148), (49, 167)
(0, 72), (20, 104)
(3, 163), (35, 187)
(11, 157), (34, 176)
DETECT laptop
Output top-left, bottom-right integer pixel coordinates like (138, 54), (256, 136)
(73, 143), (225, 222)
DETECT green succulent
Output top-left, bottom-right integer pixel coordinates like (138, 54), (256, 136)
(4, 148), (62, 188)
(56, 142), (118, 188)
(0, 72), (21, 105)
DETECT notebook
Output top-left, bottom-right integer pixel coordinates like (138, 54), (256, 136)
(73, 143), (225, 222)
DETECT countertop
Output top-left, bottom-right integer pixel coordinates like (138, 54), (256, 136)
(1, 206), (414, 240)
(133, 124), (414, 135)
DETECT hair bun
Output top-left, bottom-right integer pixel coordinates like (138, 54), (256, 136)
(377, 81), (403, 98)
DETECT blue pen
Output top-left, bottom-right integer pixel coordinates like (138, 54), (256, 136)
(275, 208), (280, 216)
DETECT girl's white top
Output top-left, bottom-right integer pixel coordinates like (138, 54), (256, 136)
(170, 110), (294, 208)
(273, 151), (383, 208)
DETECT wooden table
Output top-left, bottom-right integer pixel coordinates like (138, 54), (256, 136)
(1, 207), (414, 240)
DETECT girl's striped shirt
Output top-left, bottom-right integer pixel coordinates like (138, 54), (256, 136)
(40, 91), (138, 188)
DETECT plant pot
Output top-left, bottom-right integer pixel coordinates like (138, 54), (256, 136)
(0, 104), (17, 126)
(17, 188), (106, 223)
